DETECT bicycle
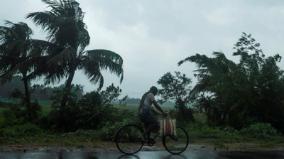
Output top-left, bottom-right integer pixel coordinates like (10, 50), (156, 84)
(114, 117), (189, 155)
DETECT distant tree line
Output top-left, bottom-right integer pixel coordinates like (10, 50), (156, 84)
(0, 76), (83, 100)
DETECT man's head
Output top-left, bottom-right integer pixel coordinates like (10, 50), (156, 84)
(149, 86), (158, 95)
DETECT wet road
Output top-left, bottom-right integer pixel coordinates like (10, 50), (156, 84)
(0, 148), (284, 159)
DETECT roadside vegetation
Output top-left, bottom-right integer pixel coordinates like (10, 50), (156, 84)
(1, 0), (284, 149)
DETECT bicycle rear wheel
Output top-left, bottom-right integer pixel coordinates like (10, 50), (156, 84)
(163, 127), (189, 155)
(115, 124), (144, 155)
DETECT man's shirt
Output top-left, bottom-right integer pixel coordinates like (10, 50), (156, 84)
(139, 92), (155, 113)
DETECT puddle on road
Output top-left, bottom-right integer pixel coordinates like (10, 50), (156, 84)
(0, 149), (283, 159)
(0, 149), (217, 159)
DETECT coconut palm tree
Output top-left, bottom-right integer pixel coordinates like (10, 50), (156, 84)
(27, 0), (123, 109)
(0, 21), (49, 120)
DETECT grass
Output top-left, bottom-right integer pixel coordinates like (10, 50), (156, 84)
(0, 108), (6, 112)
(182, 122), (284, 150)
(0, 133), (105, 148)
(40, 105), (52, 116)
(37, 100), (51, 107)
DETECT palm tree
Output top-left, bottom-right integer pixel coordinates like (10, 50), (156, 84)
(0, 21), (49, 120)
(27, 0), (123, 109)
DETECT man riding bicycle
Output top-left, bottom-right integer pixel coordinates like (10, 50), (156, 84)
(115, 86), (188, 154)
(138, 86), (166, 144)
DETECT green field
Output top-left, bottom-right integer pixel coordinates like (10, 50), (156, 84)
(0, 97), (52, 116)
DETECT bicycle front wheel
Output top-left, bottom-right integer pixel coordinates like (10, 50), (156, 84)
(115, 124), (144, 155)
(163, 127), (189, 155)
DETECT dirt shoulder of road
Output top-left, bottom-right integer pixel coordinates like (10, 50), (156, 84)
(196, 142), (284, 152)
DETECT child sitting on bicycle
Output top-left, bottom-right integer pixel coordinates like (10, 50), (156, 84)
(138, 86), (167, 144)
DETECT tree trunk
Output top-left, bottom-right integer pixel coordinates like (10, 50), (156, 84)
(58, 68), (76, 131)
(22, 73), (32, 120)
(60, 68), (76, 109)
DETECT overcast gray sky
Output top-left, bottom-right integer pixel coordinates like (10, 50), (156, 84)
(1, 0), (284, 97)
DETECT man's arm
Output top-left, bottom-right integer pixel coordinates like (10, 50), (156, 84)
(152, 100), (166, 115)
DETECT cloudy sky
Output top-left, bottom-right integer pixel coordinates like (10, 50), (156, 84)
(1, 0), (284, 97)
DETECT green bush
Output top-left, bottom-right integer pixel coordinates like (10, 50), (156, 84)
(48, 85), (124, 132)
(240, 123), (278, 138)
(1, 123), (43, 137)
(190, 124), (222, 138)
(0, 109), (23, 127)
(0, 115), (4, 128)
(185, 122), (241, 141)
(99, 111), (141, 141)
(99, 120), (128, 141)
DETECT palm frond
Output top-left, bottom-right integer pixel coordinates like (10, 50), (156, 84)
(47, 46), (76, 66)
(26, 54), (69, 84)
(83, 49), (124, 82)
(78, 23), (90, 52)
(0, 21), (51, 83)
(27, 39), (54, 57)
(82, 62), (104, 89)
(27, 11), (58, 35)
(41, 0), (60, 7)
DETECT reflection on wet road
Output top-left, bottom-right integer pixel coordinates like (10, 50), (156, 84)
(0, 149), (284, 159)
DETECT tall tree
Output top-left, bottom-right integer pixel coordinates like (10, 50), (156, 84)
(179, 33), (284, 131)
(27, 0), (124, 110)
(179, 52), (242, 126)
(157, 71), (194, 121)
(0, 21), (48, 121)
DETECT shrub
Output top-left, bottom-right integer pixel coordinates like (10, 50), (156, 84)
(0, 115), (5, 128)
(1, 123), (43, 137)
(48, 84), (124, 132)
(0, 109), (24, 127)
(99, 118), (141, 141)
(47, 88), (80, 131)
(98, 109), (140, 141)
(99, 120), (128, 141)
(185, 123), (240, 140)
(240, 123), (279, 138)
